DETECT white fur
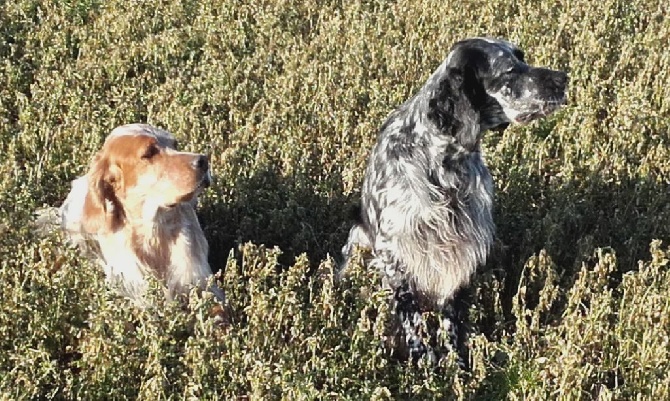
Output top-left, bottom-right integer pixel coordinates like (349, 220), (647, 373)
(60, 124), (224, 307)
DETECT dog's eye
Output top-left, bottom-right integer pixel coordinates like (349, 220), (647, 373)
(142, 145), (159, 159)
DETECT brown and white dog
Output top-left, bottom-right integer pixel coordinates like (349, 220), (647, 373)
(60, 124), (225, 306)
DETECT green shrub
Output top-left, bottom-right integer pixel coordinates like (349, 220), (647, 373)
(1, 0), (669, 398)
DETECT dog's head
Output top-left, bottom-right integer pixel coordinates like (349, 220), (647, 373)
(439, 37), (568, 130)
(81, 124), (211, 234)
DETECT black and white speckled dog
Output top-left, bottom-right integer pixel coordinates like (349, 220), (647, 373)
(341, 37), (568, 365)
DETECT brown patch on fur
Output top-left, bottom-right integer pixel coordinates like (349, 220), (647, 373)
(130, 209), (184, 281)
(65, 125), (221, 305)
(81, 158), (125, 234)
(81, 134), (207, 235)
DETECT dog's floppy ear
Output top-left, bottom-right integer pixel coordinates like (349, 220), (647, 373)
(459, 63), (491, 115)
(81, 154), (125, 234)
(427, 67), (465, 135)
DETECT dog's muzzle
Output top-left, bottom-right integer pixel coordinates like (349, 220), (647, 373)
(514, 69), (568, 123)
(514, 96), (567, 123)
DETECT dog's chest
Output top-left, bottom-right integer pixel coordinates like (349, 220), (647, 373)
(431, 151), (495, 231)
(438, 148), (492, 195)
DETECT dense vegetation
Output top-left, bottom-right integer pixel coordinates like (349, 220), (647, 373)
(1, 0), (669, 399)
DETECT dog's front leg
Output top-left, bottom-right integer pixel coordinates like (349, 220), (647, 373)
(394, 281), (429, 361)
(373, 250), (431, 362)
(438, 297), (468, 369)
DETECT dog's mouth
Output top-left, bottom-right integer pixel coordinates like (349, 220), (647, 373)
(164, 175), (211, 208)
(513, 96), (567, 124)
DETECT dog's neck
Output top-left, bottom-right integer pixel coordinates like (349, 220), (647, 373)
(92, 200), (219, 303)
(105, 203), (207, 284)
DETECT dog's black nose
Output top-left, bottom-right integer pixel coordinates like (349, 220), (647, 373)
(192, 155), (209, 171)
(529, 68), (568, 89)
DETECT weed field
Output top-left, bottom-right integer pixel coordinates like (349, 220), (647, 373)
(1, 0), (669, 399)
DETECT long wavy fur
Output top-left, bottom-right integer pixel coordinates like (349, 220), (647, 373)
(341, 37), (568, 365)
